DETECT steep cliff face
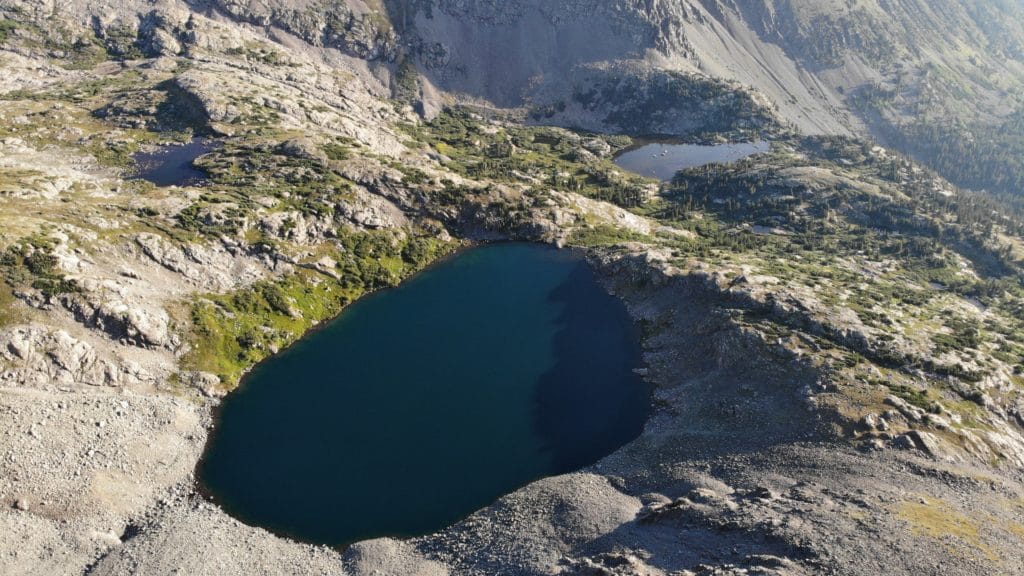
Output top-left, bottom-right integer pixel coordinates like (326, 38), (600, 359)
(34, 0), (1023, 150)
(717, 0), (1024, 128)
(387, 0), (1024, 185)
(712, 0), (1024, 192)
(11, 0), (1024, 145)
(391, 0), (851, 135)
(403, 0), (670, 107)
(203, 0), (400, 61)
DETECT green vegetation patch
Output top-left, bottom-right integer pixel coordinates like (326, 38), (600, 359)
(185, 136), (360, 238)
(897, 498), (997, 563)
(0, 283), (26, 328)
(876, 380), (933, 411)
(402, 108), (653, 209)
(931, 317), (983, 355)
(0, 235), (81, 299)
(0, 19), (18, 43)
(569, 224), (647, 248)
(188, 271), (352, 386)
(185, 231), (453, 388)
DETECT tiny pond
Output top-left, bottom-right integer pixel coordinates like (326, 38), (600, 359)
(132, 138), (215, 187)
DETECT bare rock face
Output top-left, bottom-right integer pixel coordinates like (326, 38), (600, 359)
(336, 188), (410, 230)
(171, 71), (235, 125)
(258, 211), (337, 244)
(207, 0), (400, 61)
(275, 137), (328, 163)
(135, 9), (190, 57)
(60, 296), (170, 349)
(0, 326), (154, 388)
(407, 0), (657, 107)
(386, 0), (842, 135)
(133, 233), (266, 292)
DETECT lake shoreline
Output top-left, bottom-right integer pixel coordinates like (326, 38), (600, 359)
(195, 241), (652, 549)
(614, 140), (771, 181)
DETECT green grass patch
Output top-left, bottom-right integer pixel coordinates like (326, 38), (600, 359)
(403, 108), (653, 209)
(568, 224), (647, 248)
(0, 235), (81, 299)
(897, 498), (998, 563)
(932, 316), (983, 355)
(184, 232), (455, 388)
(873, 379), (932, 410)
(0, 19), (18, 43)
(0, 283), (26, 327)
(186, 271), (356, 386)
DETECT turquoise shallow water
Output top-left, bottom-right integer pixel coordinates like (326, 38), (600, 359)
(198, 243), (650, 546)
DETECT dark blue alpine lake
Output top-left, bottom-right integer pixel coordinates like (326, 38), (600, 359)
(199, 243), (650, 546)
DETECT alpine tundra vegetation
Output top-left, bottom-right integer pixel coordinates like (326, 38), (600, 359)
(0, 1), (1023, 575)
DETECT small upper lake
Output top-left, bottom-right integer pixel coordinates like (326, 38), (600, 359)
(199, 243), (649, 546)
(132, 138), (214, 187)
(614, 141), (770, 181)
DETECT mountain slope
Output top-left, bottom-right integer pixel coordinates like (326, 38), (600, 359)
(382, 0), (1024, 190)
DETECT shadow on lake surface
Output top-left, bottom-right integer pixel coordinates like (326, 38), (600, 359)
(535, 263), (648, 474)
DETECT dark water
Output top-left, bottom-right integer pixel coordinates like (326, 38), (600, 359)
(199, 243), (649, 546)
(614, 141), (770, 181)
(132, 138), (214, 187)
